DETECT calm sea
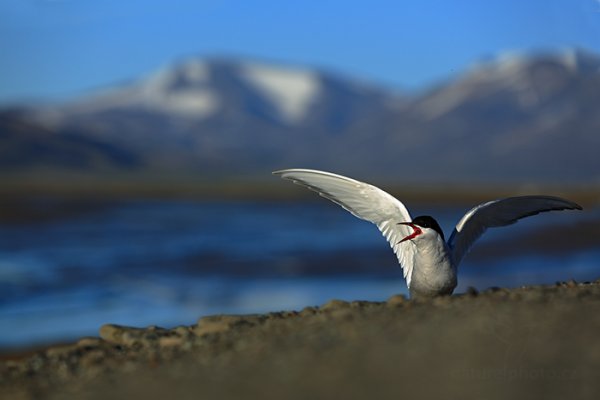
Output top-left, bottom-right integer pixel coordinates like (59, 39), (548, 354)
(0, 200), (598, 348)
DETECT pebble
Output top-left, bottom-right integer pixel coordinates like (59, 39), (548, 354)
(315, 306), (354, 322)
(386, 294), (407, 306)
(173, 326), (193, 337)
(99, 324), (136, 345)
(99, 324), (175, 347)
(320, 299), (350, 311)
(194, 315), (259, 336)
(351, 300), (378, 309)
(300, 306), (318, 315)
(77, 337), (103, 348)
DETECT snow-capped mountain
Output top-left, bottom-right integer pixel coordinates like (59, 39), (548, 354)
(2, 57), (392, 174)
(392, 48), (600, 183)
(1, 50), (599, 185)
(33, 58), (327, 124)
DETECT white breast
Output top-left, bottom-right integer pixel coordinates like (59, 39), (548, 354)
(408, 234), (457, 298)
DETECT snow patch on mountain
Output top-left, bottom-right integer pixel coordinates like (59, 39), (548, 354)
(145, 60), (210, 91)
(35, 62), (219, 122)
(134, 63), (218, 117)
(241, 62), (321, 122)
(146, 89), (218, 117)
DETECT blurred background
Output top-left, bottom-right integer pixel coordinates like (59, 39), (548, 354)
(1, 0), (599, 350)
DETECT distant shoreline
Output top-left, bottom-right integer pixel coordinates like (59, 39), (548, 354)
(1, 174), (597, 225)
(1, 172), (597, 204)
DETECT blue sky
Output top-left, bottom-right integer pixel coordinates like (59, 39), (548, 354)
(1, 0), (599, 104)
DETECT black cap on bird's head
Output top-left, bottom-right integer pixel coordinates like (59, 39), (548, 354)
(411, 216), (445, 241)
(397, 215), (445, 243)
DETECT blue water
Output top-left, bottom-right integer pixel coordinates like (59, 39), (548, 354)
(0, 200), (598, 349)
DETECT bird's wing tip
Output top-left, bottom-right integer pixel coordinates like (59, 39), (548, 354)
(273, 168), (322, 177)
(272, 169), (298, 176)
(561, 198), (583, 211)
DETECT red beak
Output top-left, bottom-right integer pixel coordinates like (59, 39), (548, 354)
(397, 222), (422, 244)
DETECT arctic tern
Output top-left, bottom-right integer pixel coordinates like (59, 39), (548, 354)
(273, 169), (582, 298)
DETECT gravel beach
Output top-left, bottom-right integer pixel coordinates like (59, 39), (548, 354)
(2, 280), (600, 399)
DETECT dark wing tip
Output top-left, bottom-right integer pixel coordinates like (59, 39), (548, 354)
(553, 197), (583, 211)
(521, 195), (583, 212)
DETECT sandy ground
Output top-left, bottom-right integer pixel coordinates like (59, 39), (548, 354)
(2, 280), (600, 400)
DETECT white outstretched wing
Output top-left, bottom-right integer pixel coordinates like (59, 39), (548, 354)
(273, 169), (418, 286)
(449, 196), (582, 266)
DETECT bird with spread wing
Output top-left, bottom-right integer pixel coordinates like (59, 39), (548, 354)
(274, 169), (582, 298)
